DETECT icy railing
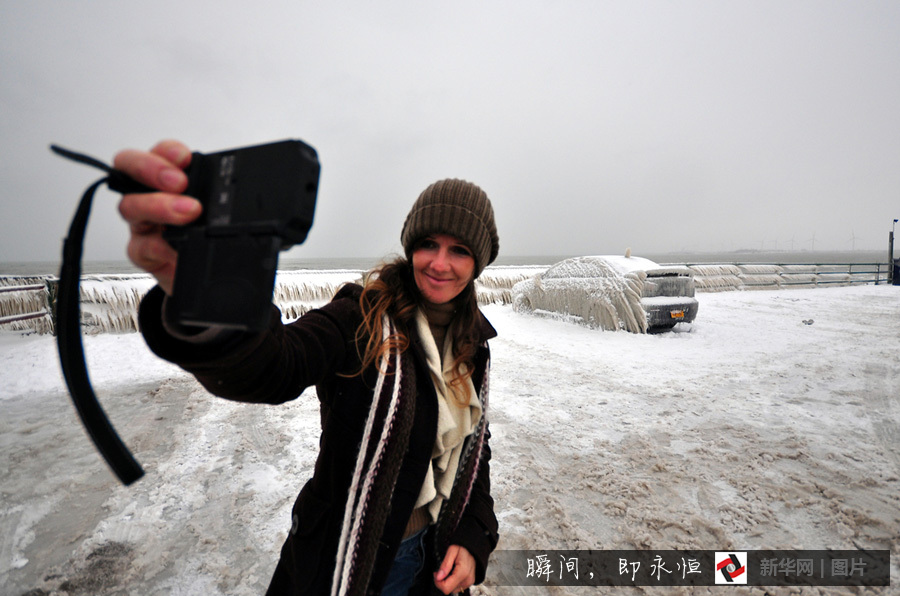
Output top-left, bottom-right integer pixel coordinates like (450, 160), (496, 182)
(680, 262), (888, 292)
(0, 262), (888, 335)
(79, 274), (158, 334)
(0, 275), (56, 335)
(0, 266), (548, 335)
(476, 266), (548, 306)
(275, 270), (364, 322)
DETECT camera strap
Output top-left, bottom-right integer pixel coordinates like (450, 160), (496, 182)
(52, 145), (155, 486)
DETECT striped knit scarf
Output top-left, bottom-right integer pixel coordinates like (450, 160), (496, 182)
(330, 317), (490, 596)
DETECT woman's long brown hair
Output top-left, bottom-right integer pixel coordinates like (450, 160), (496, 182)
(355, 257), (481, 406)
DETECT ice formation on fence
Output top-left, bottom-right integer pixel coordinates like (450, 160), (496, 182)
(0, 267), (548, 335)
(79, 275), (157, 334)
(475, 266), (548, 306)
(0, 276), (54, 289)
(0, 286), (48, 319)
(0, 276), (56, 334)
(274, 270), (365, 321)
(0, 259), (887, 335)
(686, 264), (742, 293)
(683, 263), (878, 291)
(813, 264), (857, 285)
(734, 264), (781, 291)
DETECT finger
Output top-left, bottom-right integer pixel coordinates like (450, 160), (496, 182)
(118, 192), (202, 227)
(126, 229), (175, 267)
(435, 545), (459, 581)
(113, 148), (190, 193)
(126, 233), (178, 295)
(150, 139), (192, 168)
(434, 546), (474, 595)
(118, 191), (199, 295)
(435, 571), (468, 596)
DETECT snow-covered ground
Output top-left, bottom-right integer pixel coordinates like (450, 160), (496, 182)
(1, 284), (897, 595)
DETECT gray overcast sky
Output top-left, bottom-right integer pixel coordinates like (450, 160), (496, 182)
(2, 0), (898, 264)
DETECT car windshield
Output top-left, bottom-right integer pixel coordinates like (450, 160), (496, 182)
(542, 257), (618, 279)
(542, 256), (660, 279)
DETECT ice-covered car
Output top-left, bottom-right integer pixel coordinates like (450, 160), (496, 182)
(512, 254), (699, 333)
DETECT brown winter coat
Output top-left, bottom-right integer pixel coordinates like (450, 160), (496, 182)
(138, 283), (499, 595)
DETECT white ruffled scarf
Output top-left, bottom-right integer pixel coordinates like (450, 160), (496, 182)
(412, 308), (482, 522)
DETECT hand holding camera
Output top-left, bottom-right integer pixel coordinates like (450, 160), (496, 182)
(114, 138), (320, 331)
(53, 137), (319, 484)
(115, 140), (201, 295)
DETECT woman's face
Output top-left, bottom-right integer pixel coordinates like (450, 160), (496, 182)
(412, 233), (476, 304)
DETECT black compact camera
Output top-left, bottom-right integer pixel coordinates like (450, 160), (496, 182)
(163, 139), (320, 331)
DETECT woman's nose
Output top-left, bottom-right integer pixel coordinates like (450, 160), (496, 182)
(431, 249), (451, 271)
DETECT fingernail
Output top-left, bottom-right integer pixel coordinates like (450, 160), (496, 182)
(173, 197), (200, 215)
(168, 146), (191, 167)
(159, 168), (186, 191)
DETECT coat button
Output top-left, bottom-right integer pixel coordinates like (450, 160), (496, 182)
(291, 513), (299, 535)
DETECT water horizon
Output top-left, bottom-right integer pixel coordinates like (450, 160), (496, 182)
(0, 249), (891, 277)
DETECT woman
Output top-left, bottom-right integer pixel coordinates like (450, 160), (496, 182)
(115, 141), (500, 595)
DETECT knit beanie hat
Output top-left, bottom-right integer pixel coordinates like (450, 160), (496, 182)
(400, 178), (499, 277)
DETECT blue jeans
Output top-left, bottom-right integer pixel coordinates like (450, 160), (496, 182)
(380, 527), (427, 596)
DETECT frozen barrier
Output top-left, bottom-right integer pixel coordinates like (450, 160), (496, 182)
(0, 276), (56, 335)
(76, 270), (369, 331)
(687, 264), (742, 293)
(682, 262), (889, 291)
(1, 283), (49, 319)
(476, 266), (548, 306)
(275, 270), (365, 321)
(734, 264), (784, 291)
(80, 275), (157, 334)
(778, 265), (818, 289)
(0, 261), (889, 335)
(1, 267), (549, 335)
(277, 267), (552, 319)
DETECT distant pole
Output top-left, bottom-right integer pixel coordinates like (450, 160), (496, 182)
(890, 231), (894, 284)
(890, 219), (898, 284)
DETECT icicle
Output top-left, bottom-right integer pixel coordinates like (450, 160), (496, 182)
(692, 275), (742, 292)
(77, 274), (156, 334)
(474, 266), (549, 308)
(273, 270), (365, 323)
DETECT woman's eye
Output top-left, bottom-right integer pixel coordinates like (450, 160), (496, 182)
(451, 246), (473, 257)
(419, 239), (438, 250)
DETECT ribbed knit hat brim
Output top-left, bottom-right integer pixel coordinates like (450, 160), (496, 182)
(400, 179), (499, 277)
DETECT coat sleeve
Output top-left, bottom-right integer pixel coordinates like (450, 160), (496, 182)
(138, 284), (364, 404)
(447, 425), (499, 585)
